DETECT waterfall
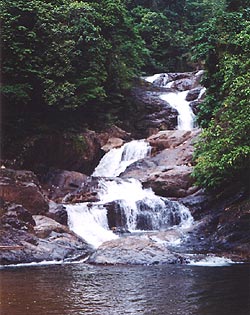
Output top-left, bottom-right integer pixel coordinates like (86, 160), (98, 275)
(67, 203), (118, 248)
(66, 177), (193, 248)
(145, 73), (197, 130)
(92, 139), (151, 177)
(160, 91), (195, 130)
(66, 75), (196, 249)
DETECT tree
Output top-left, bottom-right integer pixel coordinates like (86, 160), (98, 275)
(192, 5), (250, 190)
(1, 0), (146, 110)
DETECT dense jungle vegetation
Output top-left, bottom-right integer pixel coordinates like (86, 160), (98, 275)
(1, 0), (249, 190)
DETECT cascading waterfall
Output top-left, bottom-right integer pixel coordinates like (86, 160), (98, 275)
(92, 139), (151, 177)
(66, 139), (194, 249)
(67, 203), (119, 248)
(145, 73), (196, 130)
(160, 91), (195, 130)
(66, 73), (198, 250)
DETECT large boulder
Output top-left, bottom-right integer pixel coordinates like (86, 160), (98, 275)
(33, 215), (69, 238)
(164, 71), (204, 91)
(121, 130), (201, 198)
(41, 169), (88, 202)
(88, 232), (189, 265)
(147, 130), (196, 153)
(129, 84), (178, 138)
(0, 202), (36, 233)
(143, 165), (197, 198)
(0, 169), (48, 215)
(185, 87), (203, 101)
(47, 202), (68, 226)
(101, 137), (124, 152)
(0, 208), (93, 265)
(63, 177), (100, 204)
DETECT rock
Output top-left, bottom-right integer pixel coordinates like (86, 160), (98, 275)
(147, 130), (194, 153)
(211, 197), (250, 258)
(88, 233), (188, 265)
(122, 130), (201, 198)
(3, 126), (131, 176)
(1, 203), (36, 232)
(144, 165), (198, 198)
(0, 212), (94, 265)
(0, 169), (49, 215)
(129, 85), (178, 137)
(101, 137), (124, 152)
(41, 169), (87, 202)
(164, 71), (203, 92)
(151, 73), (172, 87)
(171, 78), (196, 91)
(189, 100), (202, 115)
(104, 200), (128, 230)
(47, 202), (68, 225)
(185, 87), (203, 101)
(33, 215), (69, 238)
(63, 177), (100, 203)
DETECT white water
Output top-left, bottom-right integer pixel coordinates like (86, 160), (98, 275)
(145, 73), (197, 130)
(66, 75), (196, 250)
(160, 91), (195, 130)
(66, 176), (193, 248)
(67, 203), (118, 248)
(92, 139), (151, 177)
(188, 255), (237, 267)
(145, 73), (170, 86)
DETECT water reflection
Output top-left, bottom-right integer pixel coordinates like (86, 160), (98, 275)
(1, 264), (249, 315)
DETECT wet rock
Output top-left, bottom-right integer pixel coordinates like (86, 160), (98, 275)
(171, 78), (196, 91)
(88, 233), (188, 265)
(0, 213), (93, 265)
(212, 197), (250, 258)
(41, 169), (87, 202)
(101, 137), (124, 152)
(164, 71), (203, 92)
(121, 130), (201, 198)
(189, 100), (202, 115)
(129, 86), (178, 137)
(63, 177), (100, 203)
(104, 200), (128, 230)
(186, 87), (203, 101)
(47, 202), (68, 225)
(0, 168), (49, 215)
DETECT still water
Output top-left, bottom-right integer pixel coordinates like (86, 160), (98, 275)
(1, 263), (249, 315)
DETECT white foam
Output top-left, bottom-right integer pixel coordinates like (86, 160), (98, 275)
(67, 204), (118, 248)
(188, 255), (237, 267)
(160, 91), (195, 130)
(93, 140), (151, 177)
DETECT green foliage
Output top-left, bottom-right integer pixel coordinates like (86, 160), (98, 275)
(193, 6), (250, 190)
(1, 0), (145, 109)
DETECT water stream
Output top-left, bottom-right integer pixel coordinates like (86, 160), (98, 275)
(145, 73), (197, 130)
(66, 139), (193, 249)
(66, 74), (198, 250)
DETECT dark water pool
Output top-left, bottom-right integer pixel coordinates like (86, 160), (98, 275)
(1, 263), (249, 315)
